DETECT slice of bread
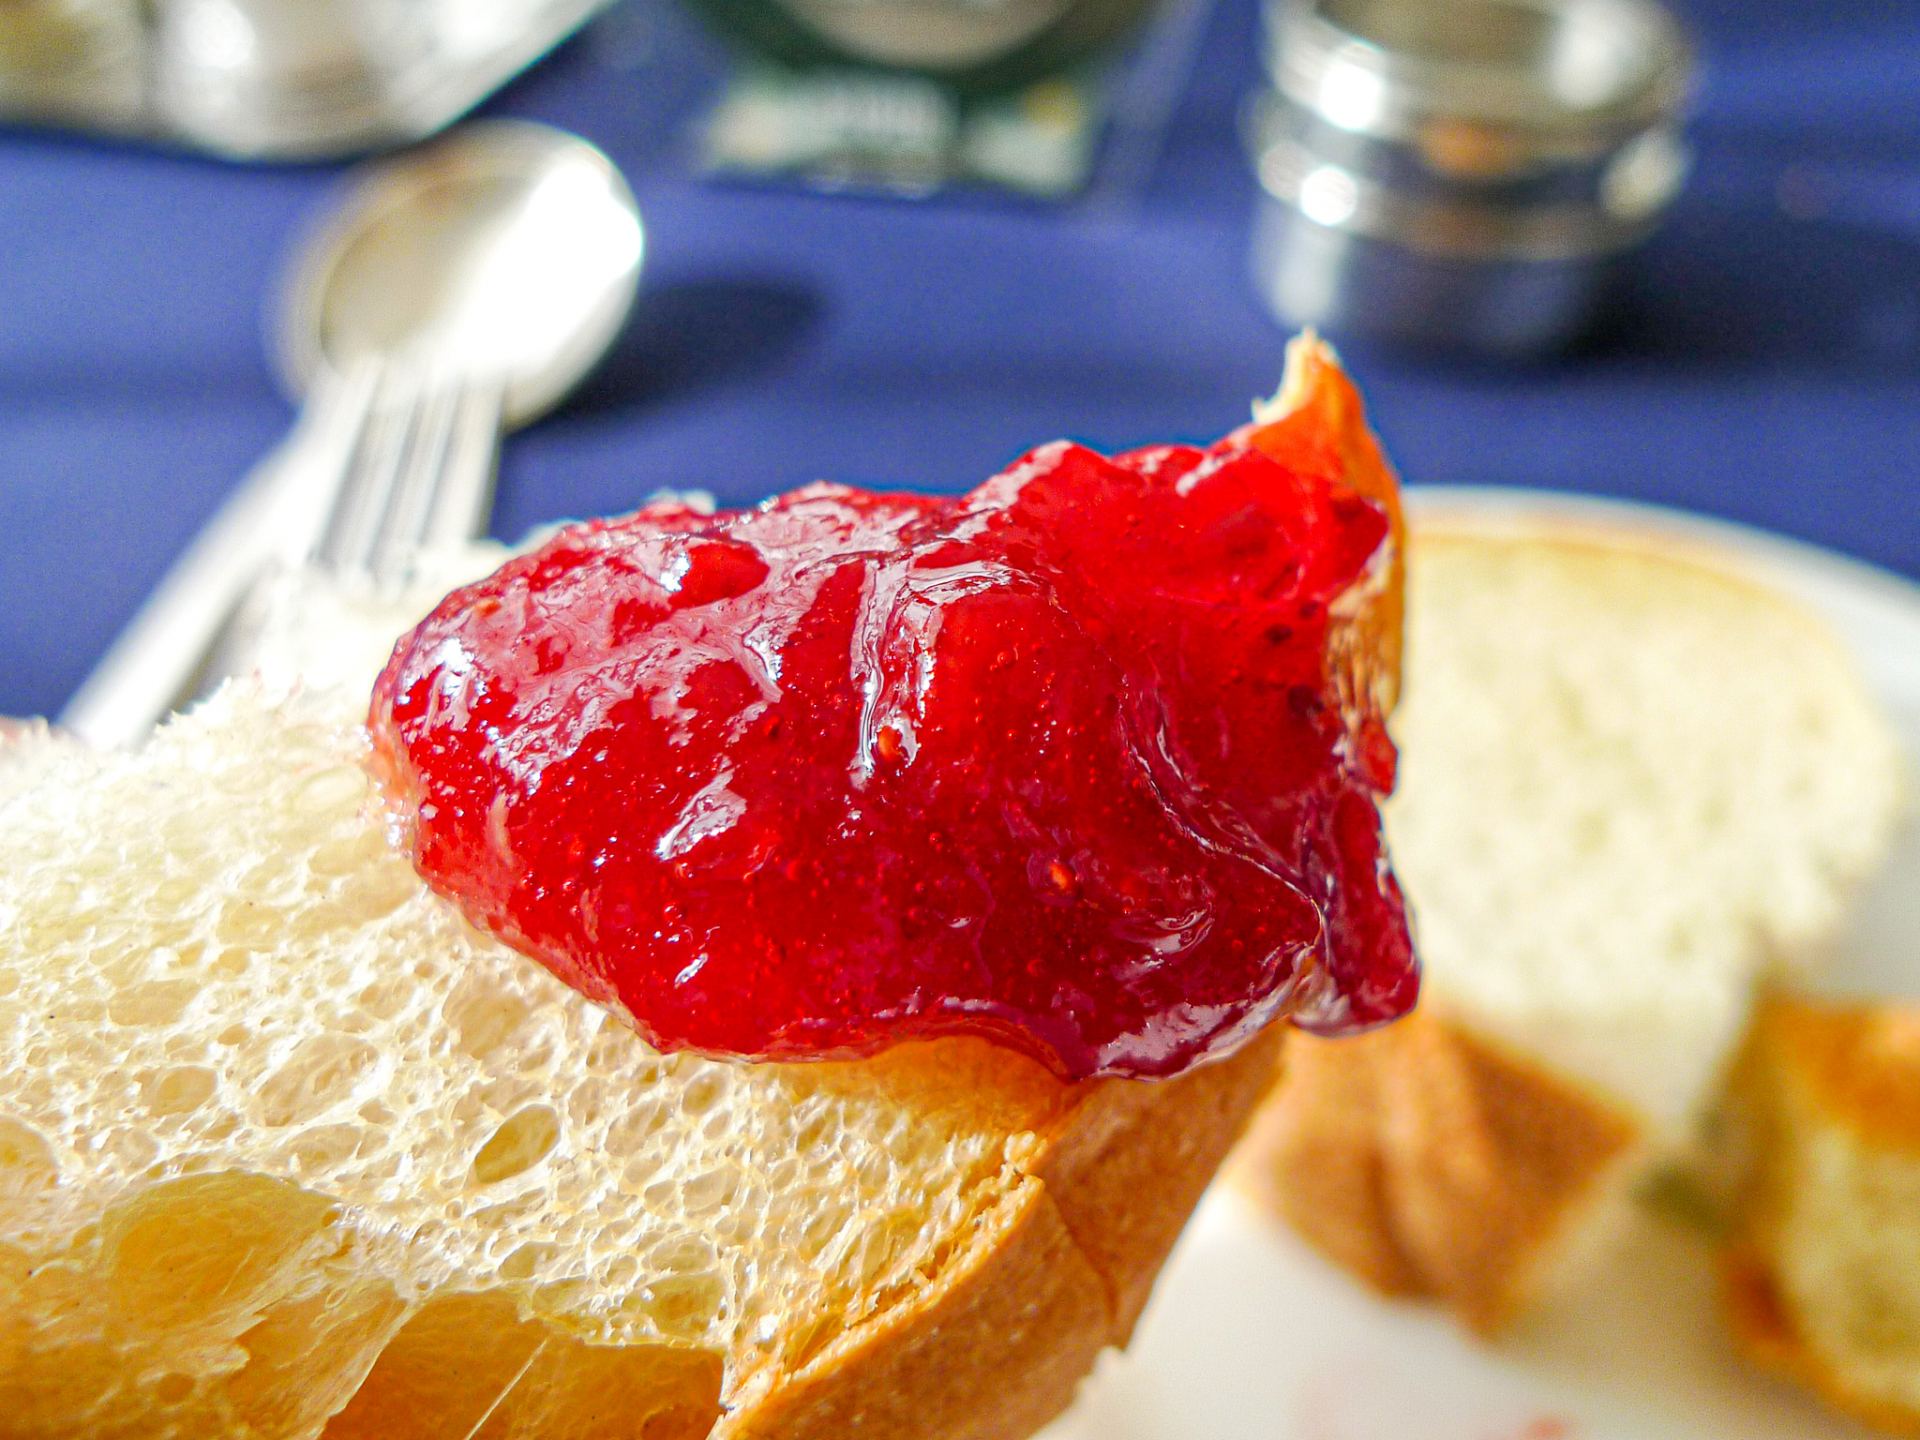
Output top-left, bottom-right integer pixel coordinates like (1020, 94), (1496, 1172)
(1234, 516), (1905, 1332)
(0, 681), (1280, 1440)
(1727, 996), (1920, 1434)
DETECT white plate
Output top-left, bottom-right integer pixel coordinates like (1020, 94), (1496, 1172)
(1041, 488), (1920, 1440)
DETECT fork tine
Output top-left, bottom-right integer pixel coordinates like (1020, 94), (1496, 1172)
(314, 364), (420, 576)
(307, 363), (504, 592)
(370, 377), (461, 586)
(424, 376), (505, 550)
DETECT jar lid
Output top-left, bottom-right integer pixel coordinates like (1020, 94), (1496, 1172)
(1269, 0), (1691, 162)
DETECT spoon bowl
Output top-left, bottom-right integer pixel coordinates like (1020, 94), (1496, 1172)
(60, 119), (642, 748)
(278, 119), (644, 429)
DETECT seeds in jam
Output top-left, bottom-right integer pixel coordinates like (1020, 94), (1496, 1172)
(370, 405), (1417, 1081)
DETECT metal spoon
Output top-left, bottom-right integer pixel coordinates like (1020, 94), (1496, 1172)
(61, 119), (644, 748)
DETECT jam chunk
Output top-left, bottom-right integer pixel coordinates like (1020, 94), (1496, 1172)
(371, 399), (1416, 1081)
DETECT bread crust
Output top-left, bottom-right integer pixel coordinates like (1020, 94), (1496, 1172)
(1753, 1001), (1920, 1153)
(727, 1030), (1283, 1440)
(1721, 999), (1920, 1437)
(1725, 1248), (1920, 1437)
(1230, 1018), (1422, 1299)
(1233, 1010), (1638, 1332)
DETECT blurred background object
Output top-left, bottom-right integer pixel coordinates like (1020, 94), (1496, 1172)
(1249, 0), (1692, 355)
(0, 0), (1203, 189)
(0, 0), (617, 155)
(0, 0), (143, 127)
(686, 0), (1170, 194)
(57, 119), (644, 747)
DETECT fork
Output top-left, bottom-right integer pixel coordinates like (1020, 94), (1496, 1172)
(310, 358), (504, 589)
(58, 357), (503, 748)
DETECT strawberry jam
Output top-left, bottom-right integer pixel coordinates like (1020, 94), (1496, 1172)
(370, 375), (1417, 1081)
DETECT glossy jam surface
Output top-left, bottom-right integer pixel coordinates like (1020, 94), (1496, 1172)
(370, 432), (1417, 1081)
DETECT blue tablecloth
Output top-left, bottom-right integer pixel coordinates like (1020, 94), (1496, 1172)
(3, 0), (1916, 720)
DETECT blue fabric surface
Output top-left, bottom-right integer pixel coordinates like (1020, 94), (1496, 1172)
(2, 0), (1917, 719)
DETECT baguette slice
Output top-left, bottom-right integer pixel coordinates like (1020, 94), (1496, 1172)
(0, 340), (1404, 1440)
(1235, 517), (1904, 1332)
(0, 670), (1284, 1440)
(1727, 996), (1920, 1434)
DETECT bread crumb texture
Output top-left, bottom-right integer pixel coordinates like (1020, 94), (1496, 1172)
(1729, 999), (1920, 1431)
(1388, 526), (1904, 1129)
(0, 683), (1273, 1440)
(0, 717), (55, 804)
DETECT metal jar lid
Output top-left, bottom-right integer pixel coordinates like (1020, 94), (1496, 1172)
(1271, 0), (1690, 162)
(1250, 0), (1693, 353)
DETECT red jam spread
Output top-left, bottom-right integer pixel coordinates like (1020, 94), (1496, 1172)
(370, 378), (1417, 1081)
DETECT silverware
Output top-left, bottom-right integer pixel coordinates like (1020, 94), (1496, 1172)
(1248, 0), (1693, 356)
(60, 120), (645, 748)
(306, 362), (509, 588)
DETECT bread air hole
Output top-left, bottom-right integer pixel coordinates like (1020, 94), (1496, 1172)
(257, 1035), (379, 1128)
(498, 1240), (558, 1282)
(285, 1124), (368, 1176)
(638, 1270), (726, 1339)
(107, 979), (197, 1028)
(216, 900), (284, 950)
(0, 1118), (58, 1197)
(294, 765), (369, 816)
(324, 1292), (723, 1440)
(309, 834), (378, 879)
(445, 990), (537, 1067)
(152, 1373), (195, 1406)
(471, 1105), (562, 1186)
(101, 1172), (335, 1336)
(139, 1065), (216, 1117)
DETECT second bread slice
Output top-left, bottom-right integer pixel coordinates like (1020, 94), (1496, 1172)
(1235, 514), (1904, 1331)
